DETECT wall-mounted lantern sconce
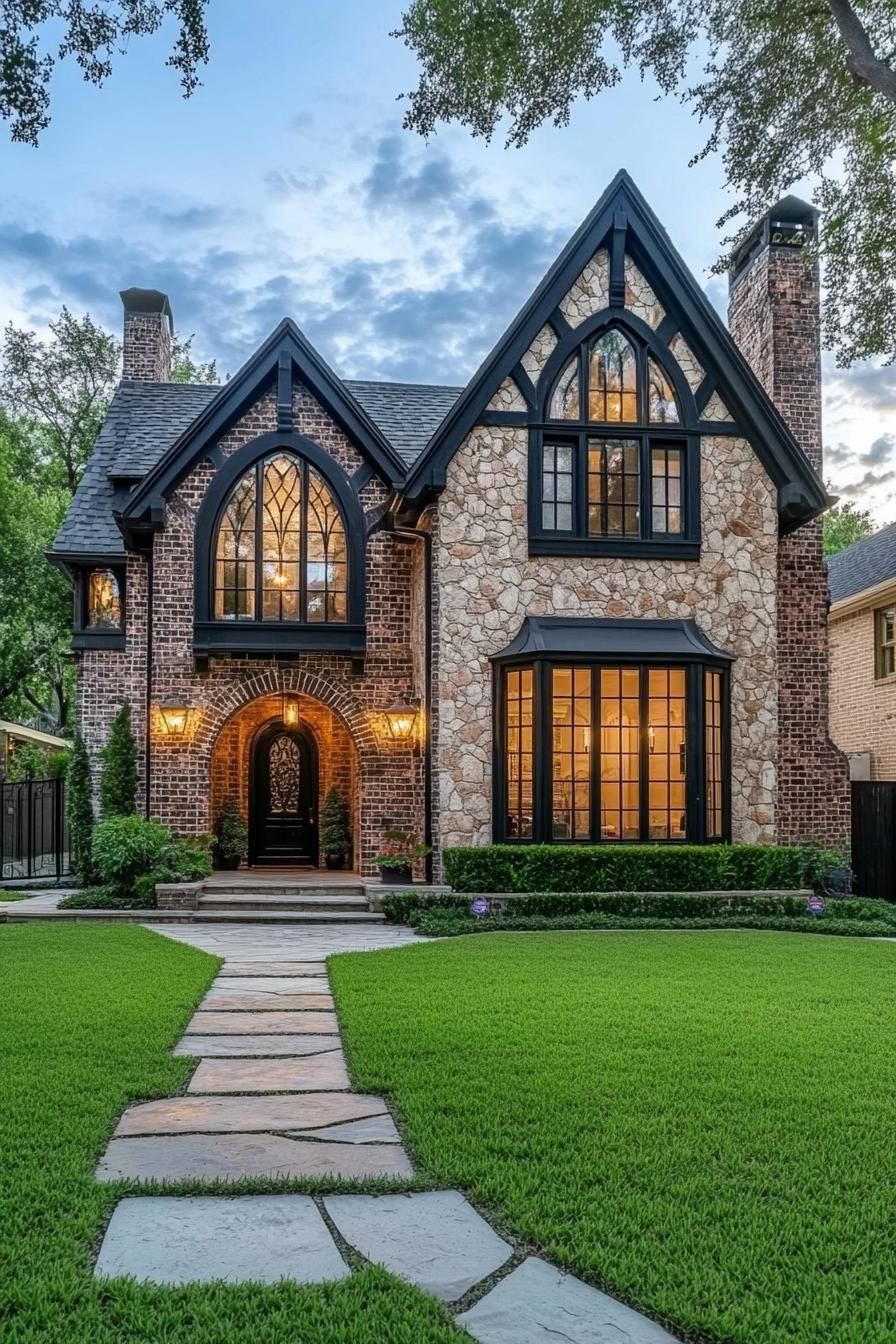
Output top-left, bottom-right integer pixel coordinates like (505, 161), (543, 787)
(158, 695), (191, 737)
(281, 692), (300, 728)
(383, 695), (421, 745)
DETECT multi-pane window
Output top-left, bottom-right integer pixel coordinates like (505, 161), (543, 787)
(588, 439), (640, 536)
(875, 606), (896, 679)
(536, 324), (695, 550)
(705, 669), (724, 839)
(502, 662), (727, 844)
(214, 453), (347, 623)
(505, 668), (534, 838)
(87, 569), (122, 629)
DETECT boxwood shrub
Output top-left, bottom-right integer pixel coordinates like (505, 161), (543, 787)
(442, 844), (836, 895)
(411, 906), (896, 939)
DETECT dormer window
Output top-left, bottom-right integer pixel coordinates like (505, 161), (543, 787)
(531, 322), (698, 559)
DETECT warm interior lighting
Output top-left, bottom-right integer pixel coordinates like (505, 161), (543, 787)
(383, 695), (419, 743)
(271, 569), (288, 588)
(158, 695), (190, 737)
(281, 693), (300, 728)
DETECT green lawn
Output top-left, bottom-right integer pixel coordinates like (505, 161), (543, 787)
(331, 931), (896, 1344)
(0, 924), (463, 1343)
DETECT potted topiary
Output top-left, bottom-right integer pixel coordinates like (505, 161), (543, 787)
(372, 828), (431, 885)
(213, 797), (247, 870)
(321, 786), (350, 870)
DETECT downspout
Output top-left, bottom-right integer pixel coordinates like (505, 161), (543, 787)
(391, 523), (434, 883)
(144, 546), (153, 820)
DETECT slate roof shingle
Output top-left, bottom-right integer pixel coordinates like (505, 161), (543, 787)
(51, 377), (462, 558)
(827, 522), (896, 605)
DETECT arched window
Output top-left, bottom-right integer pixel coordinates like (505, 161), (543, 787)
(535, 325), (695, 556)
(214, 451), (348, 623)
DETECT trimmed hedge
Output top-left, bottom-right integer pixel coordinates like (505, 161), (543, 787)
(411, 906), (896, 939)
(382, 889), (883, 924)
(442, 843), (840, 895)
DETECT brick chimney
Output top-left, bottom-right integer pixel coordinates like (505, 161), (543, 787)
(728, 196), (850, 848)
(120, 288), (173, 381)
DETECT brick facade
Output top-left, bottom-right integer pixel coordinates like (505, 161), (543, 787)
(75, 378), (425, 876)
(728, 242), (851, 845)
(121, 292), (172, 382)
(830, 596), (896, 779)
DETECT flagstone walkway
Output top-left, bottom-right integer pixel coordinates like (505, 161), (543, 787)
(94, 922), (679, 1342)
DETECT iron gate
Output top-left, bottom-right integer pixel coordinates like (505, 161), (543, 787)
(0, 776), (69, 880)
(851, 781), (896, 903)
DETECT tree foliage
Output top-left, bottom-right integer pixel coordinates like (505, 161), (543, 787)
(1, 0), (210, 146)
(823, 496), (876, 556)
(171, 333), (219, 385)
(1, 308), (119, 492)
(396, 0), (896, 365)
(100, 701), (138, 818)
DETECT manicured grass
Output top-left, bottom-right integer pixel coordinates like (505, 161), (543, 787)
(331, 931), (896, 1344)
(0, 924), (463, 1343)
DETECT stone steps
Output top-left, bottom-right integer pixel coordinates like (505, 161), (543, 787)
(198, 891), (370, 914)
(4, 908), (386, 924)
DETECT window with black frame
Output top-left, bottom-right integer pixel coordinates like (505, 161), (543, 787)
(498, 659), (728, 844)
(534, 325), (698, 556)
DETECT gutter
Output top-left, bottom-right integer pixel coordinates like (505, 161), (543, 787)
(829, 575), (896, 622)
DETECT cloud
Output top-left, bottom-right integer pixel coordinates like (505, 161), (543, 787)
(361, 134), (466, 211)
(859, 434), (896, 467)
(839, 468), (896, 497)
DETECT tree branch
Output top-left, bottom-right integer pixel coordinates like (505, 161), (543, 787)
(826, 0), (896, 102)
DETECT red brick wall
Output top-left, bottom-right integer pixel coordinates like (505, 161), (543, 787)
(77, 378), (426, 874)
(729, 244), (850, 846)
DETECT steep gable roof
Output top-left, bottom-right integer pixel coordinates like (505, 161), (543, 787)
(117, 318), (412, 541)
(828, 523), (896, 605)
(404, 170), (829, 530)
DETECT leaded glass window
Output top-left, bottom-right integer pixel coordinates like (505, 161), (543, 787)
(588, 439), (640, 536)
(542, 443), (574, 531)
(269, 734), (300, 813)
(505, 668), (534, 838)
(647, 357), (679, 423)
(550, 358), (579, 419)
(650, 446), (683, 535)
(87, 569), (122, 629)
(705, 669), (723, 839)
(213, 453), (348, 624)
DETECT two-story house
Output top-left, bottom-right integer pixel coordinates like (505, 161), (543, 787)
(50, 172), (849, 875)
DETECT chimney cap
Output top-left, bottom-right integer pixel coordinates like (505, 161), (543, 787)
(120, 287), (174, 332)
(729, 193), (819, 285)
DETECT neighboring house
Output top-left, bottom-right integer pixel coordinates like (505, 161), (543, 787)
(828, 523), (896, 779)
(0, 721), (71, 779)
(49, 172), (848, 875)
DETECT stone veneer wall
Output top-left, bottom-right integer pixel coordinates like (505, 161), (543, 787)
(729, 245), (850, 845)
(75, 380), (423, 876)
(433, 248), (780, 849)
(829, 604), (896, 780)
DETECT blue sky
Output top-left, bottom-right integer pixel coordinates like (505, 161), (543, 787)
(1, 1), (894, 519)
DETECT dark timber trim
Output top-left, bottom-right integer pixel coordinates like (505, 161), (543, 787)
(403, 169), (829, 529)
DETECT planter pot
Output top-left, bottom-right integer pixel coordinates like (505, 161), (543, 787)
(324, 852), (346, 871)
(378, 864), (412, 885)
(213, 852), (243, 871)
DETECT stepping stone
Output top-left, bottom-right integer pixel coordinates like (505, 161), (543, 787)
(213, 977), (330, 993)
(293, 1114), (401, 1144)
(223, 962), (325, 975)
(325, 1191), (511, 1302)
(187, 1010), (338, 1034)
(94, 1195), (348, 1285)
(174, 1034), (341, 1057)
(456, 1257), (680, 1343)
(200, 991), (334, 1011)
(115, 1092), (387, 1135)
(189, 1053), (350, 1093)
(97, 1133), (414, 1182)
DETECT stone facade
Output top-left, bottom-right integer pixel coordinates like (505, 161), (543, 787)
(729, 244), (850, 845)
(434, 423), (778, 848)
(829, 597), (896, 779)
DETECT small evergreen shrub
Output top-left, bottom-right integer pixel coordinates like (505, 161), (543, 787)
(321, 787), (350, 864)
(213, 798), (247, 869)
(66, 732), (95, 884)
(91, 815), (170, 893)
(411, 907), (896, 939)
(58, 885), (145, 910)
(100, 702), (138, 817)
(442, 844), (836, 894)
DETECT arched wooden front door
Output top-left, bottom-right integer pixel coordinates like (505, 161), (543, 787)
(249, 722), (318, 866)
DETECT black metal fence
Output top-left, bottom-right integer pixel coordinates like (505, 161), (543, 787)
(851, 781), (896, 903)
(0, 776), (69, 881)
